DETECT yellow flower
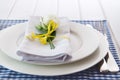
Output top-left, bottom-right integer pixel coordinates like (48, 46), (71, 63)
(47, 20), (58, 34)
(26, 20), (58, 45)
(39, 36), (47, 44)
(26, 32), (37, 41)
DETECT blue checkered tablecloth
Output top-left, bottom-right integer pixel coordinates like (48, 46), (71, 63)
(0, 20), (120, 80)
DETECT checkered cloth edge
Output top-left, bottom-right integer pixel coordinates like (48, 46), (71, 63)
(0, 20), (120, 80)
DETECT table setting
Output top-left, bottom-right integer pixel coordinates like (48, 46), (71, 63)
(0, 16), (120, 79)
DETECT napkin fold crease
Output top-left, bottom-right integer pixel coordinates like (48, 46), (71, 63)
(16, 16), (72, 64)
(17, 51), (71, 63)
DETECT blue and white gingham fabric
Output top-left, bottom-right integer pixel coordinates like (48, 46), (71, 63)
(0, 20), (120, 80)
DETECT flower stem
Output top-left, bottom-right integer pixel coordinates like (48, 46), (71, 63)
(48, 38), (55, 49)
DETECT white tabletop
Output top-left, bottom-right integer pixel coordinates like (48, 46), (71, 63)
(0, 0), (120, 49)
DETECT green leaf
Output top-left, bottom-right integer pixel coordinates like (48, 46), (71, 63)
(48, 38), (55, 49)
(47, 31), (56, 49)
(35, 19), (57, 49)
(36, 25), (47, 34)
(36, 25), (42, 30)
(41, 23), (48, 30)
(50, 31), (56, 41)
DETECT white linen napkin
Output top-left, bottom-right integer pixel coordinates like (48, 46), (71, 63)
(16, 16), (72, 63)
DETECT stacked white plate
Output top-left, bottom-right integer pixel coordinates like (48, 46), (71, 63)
(0, 22), (108, 76)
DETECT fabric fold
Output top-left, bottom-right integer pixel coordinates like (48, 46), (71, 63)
(16, 16), (71, 64)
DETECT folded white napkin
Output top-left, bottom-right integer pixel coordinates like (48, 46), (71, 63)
(16, 16), (71, 63)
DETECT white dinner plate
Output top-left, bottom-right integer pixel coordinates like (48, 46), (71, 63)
(0, 31), (108, 76)
(0, 22), (100, 65)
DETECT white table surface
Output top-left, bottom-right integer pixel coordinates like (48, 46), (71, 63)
(0, 0), (120, 50)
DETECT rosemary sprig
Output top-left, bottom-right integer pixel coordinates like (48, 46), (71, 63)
(27, 17), (58, 49)
(35, 19), (58, 49)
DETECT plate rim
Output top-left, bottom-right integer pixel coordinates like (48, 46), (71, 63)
(0, 36), (108, 76)
(0, 28), (108, 76)
(0, 22), (100, 65)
